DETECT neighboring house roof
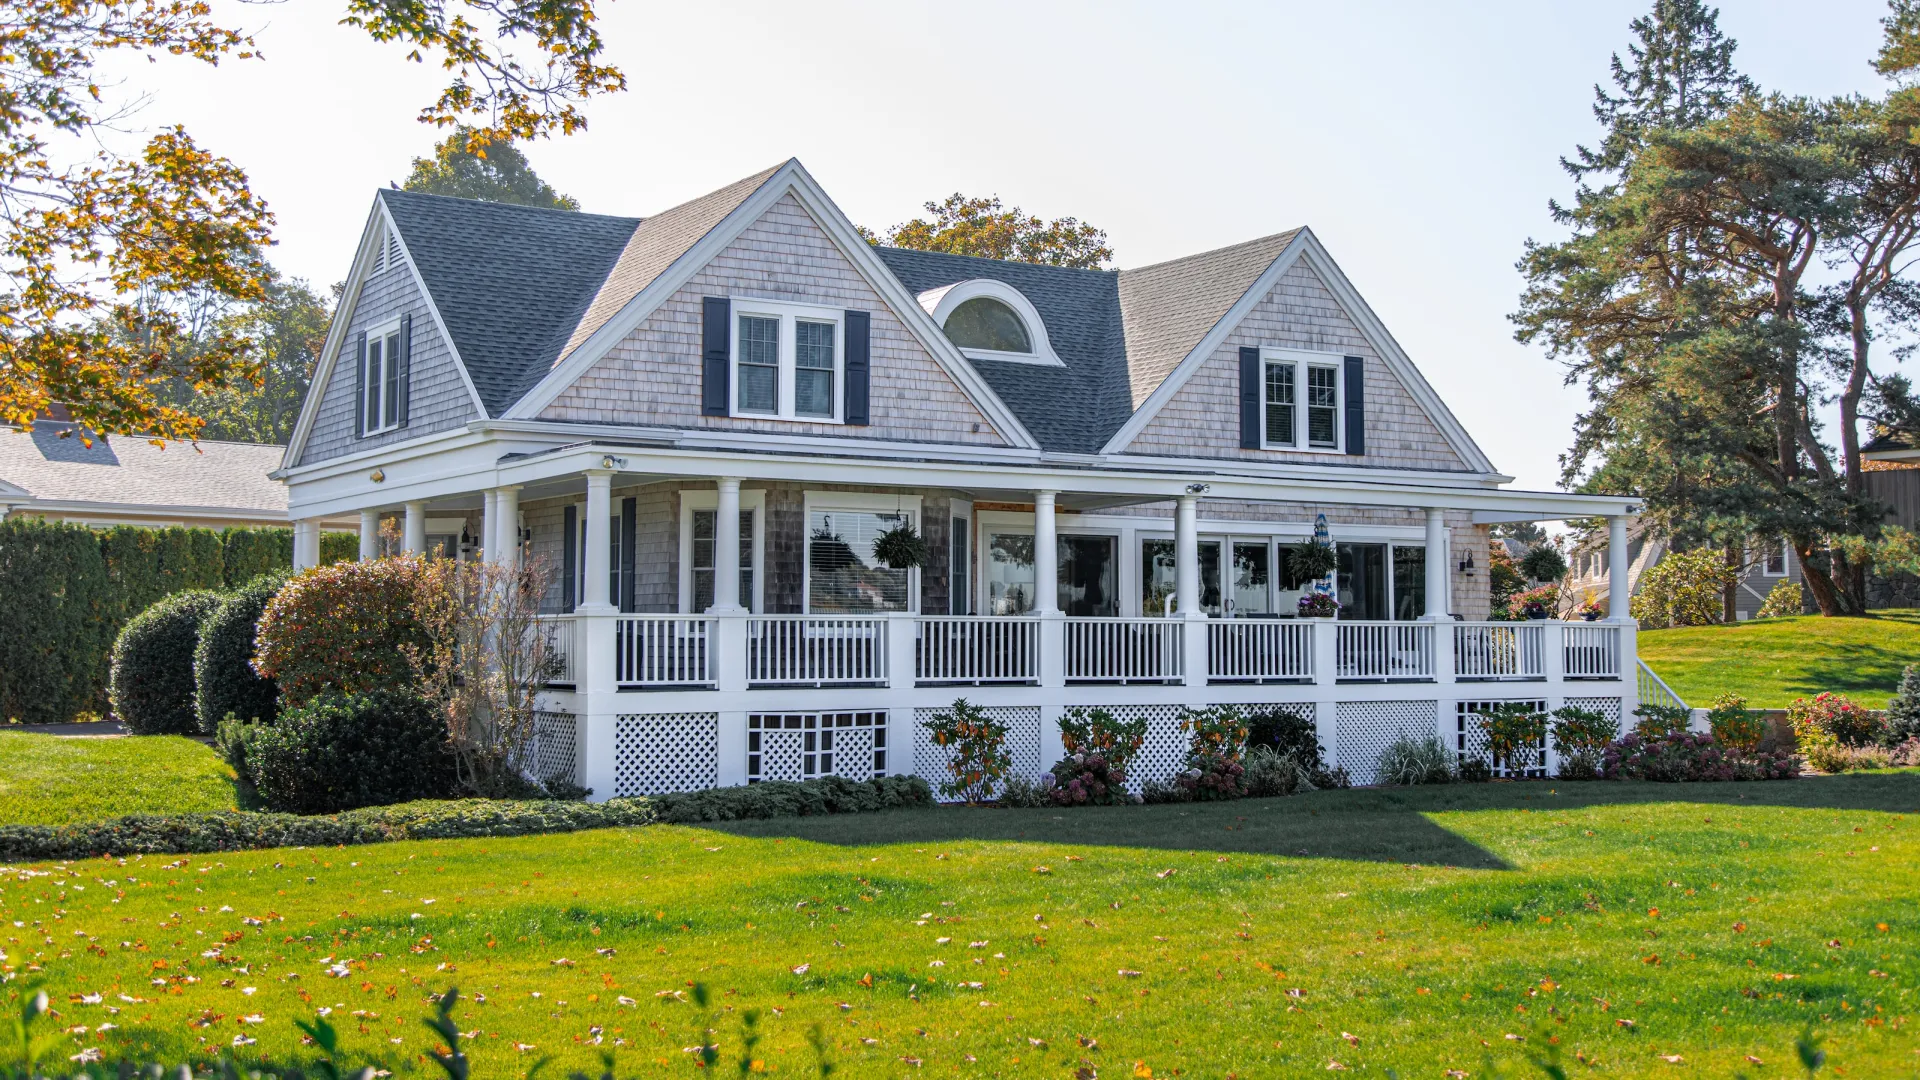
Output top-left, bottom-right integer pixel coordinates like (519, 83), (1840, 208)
(0, 421), (288, 517)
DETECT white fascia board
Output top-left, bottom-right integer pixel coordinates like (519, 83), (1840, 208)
(280, 197), (487, 471)
(501, 160), (1040, 451)
(1864, 446), (1920, 462)
(8, 498), (294, 521)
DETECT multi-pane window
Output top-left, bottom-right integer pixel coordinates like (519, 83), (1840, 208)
(794, 320), (836, 418)
(808, 510), (911, 613)
(736, 315), (780, 414)
(1764, 543), (1788, 576)
(692, 508), (756, 611)
(1306, 365), (1339, 448)
(361, 326), (403, 435)
(1264, 363), (1295, 445)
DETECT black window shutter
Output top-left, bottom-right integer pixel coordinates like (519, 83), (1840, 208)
(844, 309), (870, 425)
(561, 505), (578, 612)
(397, 314), (413, 427)
(1344, 355), (1365, 456)
(702, 297), (731, 416)
(1238, 346), (1261, 449)
(619, 496), (637, 613)
(353, 332), (368, 438)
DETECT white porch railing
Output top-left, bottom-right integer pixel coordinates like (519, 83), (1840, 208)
(1637, 658), (1688, 711)
(1064, 617), (1183, 683)
(1563, 623), (1622, 678)
(1452, 622), (1545, 680)
(1336, 621), (1435, 680)
(536, 614), (578, 685)
(615, 615), (714, 687)
(915, 616), (1038, 684)
(747, 615), (889, 685)
(1208, 619), (1314, 682)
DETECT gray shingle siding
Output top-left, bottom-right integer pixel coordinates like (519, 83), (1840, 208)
(296, 261), (476, 466)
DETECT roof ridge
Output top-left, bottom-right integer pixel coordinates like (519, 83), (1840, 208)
(1120, 229), (1303, 276)
(378, 187), (640, 226)
(19, 420), (284, 451)
(874, 245), (1117, 277)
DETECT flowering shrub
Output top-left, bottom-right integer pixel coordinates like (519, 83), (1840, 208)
(1047, 707), (1146, 806)
(1475, 702), (1547, 774)
(1788, 692), (1882, 748)
(1602, 731), (1798, 782)
(1633, 703), (1692, 738)
(1173, 753), (1246, 800)
(1057, 707), (1147, 770)
(1550, 704), (1617, 779)
(1755, 576), (1803, 618)
(254, 556), (432, 707)
(1630, 547), (1739, 628)
(1706, 692), (1766, 752)
(921, 698), (1010, 804)
(1803, 741), (1892, 774)
(1297, 592), (1339, 618)
(1497, 583), (1560, 620)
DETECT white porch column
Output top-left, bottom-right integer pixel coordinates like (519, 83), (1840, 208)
(1608, 514), (1633, 621)
(292, 520), (318, 570)
(1174, 495), (1200, 617)
(403, 501), (426, 555)
(582, 473), (613, 610)
(495, 486), (522, 568)
(1032, 491), (1060, 615)
(358, 510), (380, 561)
(713, 477), (744, 612)
(576, 470), (618, 801)
(480, 490), (497, 564)
(1422, 508), (1450, 620)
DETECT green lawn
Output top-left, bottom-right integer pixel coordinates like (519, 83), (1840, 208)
(4, 777), (1916, 1076)
(1638, 608), (1920, 708)
(0, 731), (240, 825)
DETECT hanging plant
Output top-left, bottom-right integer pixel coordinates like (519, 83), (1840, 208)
(872, 523), (928, 570)
(1296, 592), (1340, 619)
(1287, 539), (1338, 581)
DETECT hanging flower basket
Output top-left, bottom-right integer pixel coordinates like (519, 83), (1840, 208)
(871, 523), (928, 570)
(1287, 539), (1338, 581)
(1297, 593), (1340, 619)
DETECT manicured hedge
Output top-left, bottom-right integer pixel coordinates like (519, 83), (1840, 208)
(254, 557), (433, 705)
(235, 690), (456, 813)
(193, 571), (290, 731)
(108, 589), (226, 734)
(0, 519), (359, 724)
(0, 776), (934, 862)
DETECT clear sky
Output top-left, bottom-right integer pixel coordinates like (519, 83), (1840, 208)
(95, 0), (1892, 489)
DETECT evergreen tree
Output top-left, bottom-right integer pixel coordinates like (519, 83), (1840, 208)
(1886, 663), (1920, 745)
(403, 128), (581, 211)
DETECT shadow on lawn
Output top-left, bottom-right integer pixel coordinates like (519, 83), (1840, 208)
(701, 772), (1920, 870)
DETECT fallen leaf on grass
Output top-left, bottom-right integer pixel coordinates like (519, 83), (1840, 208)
(1118, 970), (1142, 978)
(1341, 1032), (1359, 1047)
(791, 963), (810, 976)
(1155, 869), (1176, 879)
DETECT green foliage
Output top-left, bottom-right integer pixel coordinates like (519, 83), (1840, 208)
(1245, 707), (1324, 772)
(240, 690), (455, 814)
(1456, 757), (1494, 782)
(108, 589), (224, 734)
(1632, 548), (1740, 628)
(1057, 706), (1148, 773)
(167, 271), (333, 445)
(1376, 735), (1456, 785)
(0, 518), (112, 723)
(0, 730), (237, 824)
(1519, 544), (1569, 582)
(218, 526), (291, 584)
(1634, 702), (1693, 737)
(98, 524), (224, 618)
(1171, 705), (1250, 800)
(1885, 664), (1920, 744)
(193, 570), (289, 732)
(1475, 702), (1548, 771)
(1787, 692), (1883, 748)
(649, 775), (932, 824)
(920, 698), (1011, 803)
(1550, 704), (1619, 758)
(1706, 692), (1766, 752)
(1242, 744), (1319, 797)
(1489, 541), (1527, 612)
(861, 193), (1113, 269)
(404, 125), (581, 209)
(254, 556), (432, 706)
(869, 522), (928, 570)
(1756, 576), (1804, 618)
(1287, 539), (1338, 580)
(1603, 730), (1800, 781)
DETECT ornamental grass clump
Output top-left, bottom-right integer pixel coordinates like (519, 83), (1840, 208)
(922, 698), (1010, 804)
(1375, 735), (1455, 785)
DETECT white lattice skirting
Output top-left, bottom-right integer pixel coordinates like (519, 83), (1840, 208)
(613, 712), (720, 797)
(1335, 701), (1440, 786)
(912, 706), (1041, 799)
(1456, 699), (1549, 778)
(748, 712), (888, 783)
(1564, 696), (1626, 733)
(530, 711), (579, 787)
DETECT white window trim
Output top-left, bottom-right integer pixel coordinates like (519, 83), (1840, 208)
(1763, 541), (1789, 577)
(731, 297), (845, 423)
(678, 489), (767, 613)
(361, 317), (404, 437)
(801, 491), (922, 615)
(1259, 346), (1345, 453)
(916, 279), (1064, 368)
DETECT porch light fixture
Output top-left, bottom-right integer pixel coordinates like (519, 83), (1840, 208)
(600, 455), (626, 470)
(1185, 482), (1211, 495)
(369, 468), (385, 483)
(1458, 551), (1476, 576)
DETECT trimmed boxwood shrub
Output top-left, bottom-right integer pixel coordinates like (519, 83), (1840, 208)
(254, 557), (430, 705)
(241, 690), (455, 813)
(109, 589), (226, 734)
(0, 518), (113, 723)
(646, 774), (932, 823)
(193, 570), (290, 732)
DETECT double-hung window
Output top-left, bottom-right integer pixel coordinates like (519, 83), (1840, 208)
(732, 300), (843, 422)
(1260, 349), (1342, 451)
(1764, 542), (1788, 576)
(362, 321), (404, 435)
(679, 490), (764, 613)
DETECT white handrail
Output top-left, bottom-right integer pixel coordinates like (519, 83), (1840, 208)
(915, 616), (1038, 684)
(615, 614), (714, 687)
(748, 615), (889, 685)
(1064, 617), (1183, 682)
(1335, 621), (1434, 680)
(1636, 659), (1688, 711)
(1452, 622), (1545, 680)
(1207, 619), (1314, 682)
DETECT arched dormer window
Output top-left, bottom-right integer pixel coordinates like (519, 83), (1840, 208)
(917, 279), (1064, 367)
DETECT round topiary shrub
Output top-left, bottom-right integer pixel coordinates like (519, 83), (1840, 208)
(110, 589), (226, 735)
(254, 557), (431, 707)
(194, 570), (291, 733)
(242, 689), (454, 814)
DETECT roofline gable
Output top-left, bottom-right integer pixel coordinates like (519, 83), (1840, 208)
(501, 160), (1039, 450)
(281, 196), (488, 470)
(1098, 228), (1498, 474)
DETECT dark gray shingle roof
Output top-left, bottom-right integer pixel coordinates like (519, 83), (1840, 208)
(1116, 231), (1301, 409)
(378, 189), (641, 416)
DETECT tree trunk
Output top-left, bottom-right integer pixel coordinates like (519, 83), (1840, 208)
(1723, 543), (1740, 623)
